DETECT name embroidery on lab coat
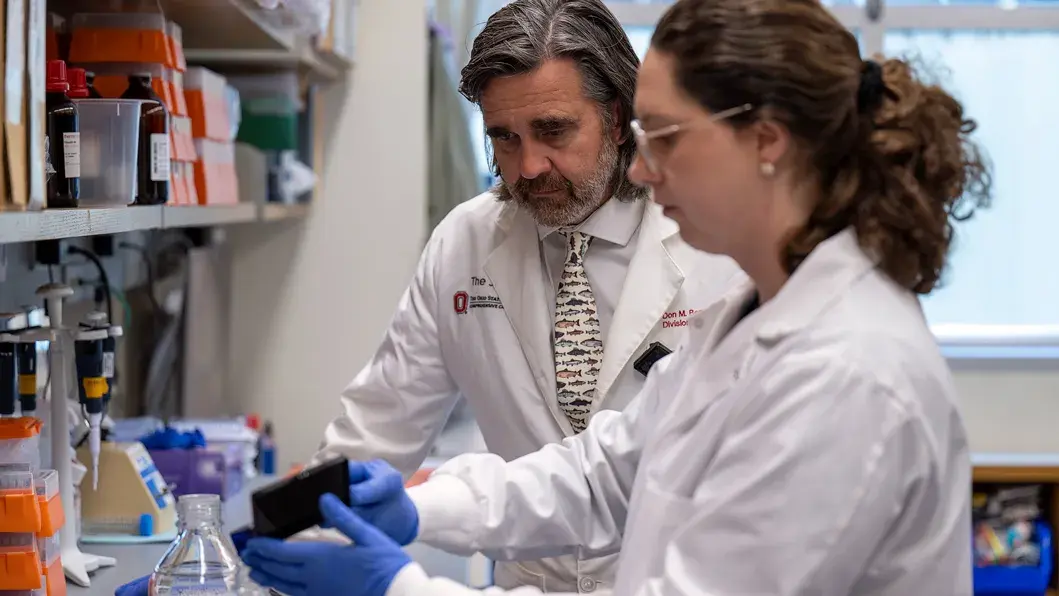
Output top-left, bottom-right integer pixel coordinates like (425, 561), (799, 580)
(661, 308), (700, 328)
(453, 277), (503, 314)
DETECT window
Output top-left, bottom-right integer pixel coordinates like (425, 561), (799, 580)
(883, 31), (1059, 340)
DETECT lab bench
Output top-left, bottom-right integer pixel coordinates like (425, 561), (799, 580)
(68, 474), (478, 595)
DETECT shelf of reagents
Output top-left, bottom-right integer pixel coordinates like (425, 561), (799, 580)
(0, 204), (309, 244)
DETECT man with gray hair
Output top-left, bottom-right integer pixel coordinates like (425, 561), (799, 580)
(117, 1), (740, 595)
(309, 0), (742, 592)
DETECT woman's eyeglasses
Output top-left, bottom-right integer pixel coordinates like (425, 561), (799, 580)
(631, 104), (754, 175)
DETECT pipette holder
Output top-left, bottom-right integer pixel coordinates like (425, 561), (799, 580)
(35, 283), (115, 587)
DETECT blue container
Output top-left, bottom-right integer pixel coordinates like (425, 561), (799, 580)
(974, 522), (1053, 596)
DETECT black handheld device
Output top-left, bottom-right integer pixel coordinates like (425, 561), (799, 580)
(251, 456), (350, 539)
(633, 342), (673, 377)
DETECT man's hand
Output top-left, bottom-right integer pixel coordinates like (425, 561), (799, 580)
(343, 459), (419, 546)
(242, 494), (413, 596)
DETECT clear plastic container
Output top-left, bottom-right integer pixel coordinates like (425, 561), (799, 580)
(73, 99), (144, 206)
(0, 468), (33, 491)
(150, 494), (266, 596)
(0, 418), (41, 470)
(31, 470), (57, 502)
(35, 534), (59, 567)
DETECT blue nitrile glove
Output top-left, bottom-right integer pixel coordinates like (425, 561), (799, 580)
(242, 493), (413, 596)
(343, 459), (419, 545)
(114, 575), (149, 596)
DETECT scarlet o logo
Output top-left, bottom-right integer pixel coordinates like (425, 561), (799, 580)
(453, 291), (469, 314)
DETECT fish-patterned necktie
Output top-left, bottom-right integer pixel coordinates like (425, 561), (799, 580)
(554, 231), (602, 433)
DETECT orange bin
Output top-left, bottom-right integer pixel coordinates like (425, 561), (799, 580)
(68, 13), (175, 68)
(0, 534), (43, 591)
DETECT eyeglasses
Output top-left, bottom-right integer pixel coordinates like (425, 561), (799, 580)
(631, 103), (754, 175)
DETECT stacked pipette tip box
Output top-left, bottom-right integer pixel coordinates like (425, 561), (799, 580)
(0, 418), (66, 596)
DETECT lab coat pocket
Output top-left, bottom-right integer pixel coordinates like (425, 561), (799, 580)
(493, 559), (547, 590)
(619, 481), (697, 588)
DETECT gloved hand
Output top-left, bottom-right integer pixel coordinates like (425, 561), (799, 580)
(242, 493), (413, 596)
(343, 459), (419, 546)
(114, 575), (149, 596)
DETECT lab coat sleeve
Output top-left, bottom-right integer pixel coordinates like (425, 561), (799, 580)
(385, 563), (594, 596)
(635, 351), (927, 596)
(406, 355), (671, 562)
(313, 226), (461, 478)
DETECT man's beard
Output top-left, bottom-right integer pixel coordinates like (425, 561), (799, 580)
(496, 136), (619, 228)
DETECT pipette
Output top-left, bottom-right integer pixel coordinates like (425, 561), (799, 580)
(16, 339), (37, 416)
(0, 334), (17, 417)
(84, 312), (122, 423)
(74, 325), (108, 490)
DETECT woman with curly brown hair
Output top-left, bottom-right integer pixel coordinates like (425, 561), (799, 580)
(236, 1), (992, 595)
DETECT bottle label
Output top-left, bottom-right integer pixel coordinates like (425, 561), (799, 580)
(150, 133), (171, 182)
(103, 352), (115, 379)
(44, 136), (55, 178)
(63, 132), (81, 178)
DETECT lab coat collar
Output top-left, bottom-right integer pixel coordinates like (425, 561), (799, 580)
(485, 199), (572, 434)
(595, 202), (692, 403)
(753, 228), (878, 345)
(535, 197), (645, 248)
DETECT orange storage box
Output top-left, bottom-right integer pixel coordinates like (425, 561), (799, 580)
(0, 534), (43, 591)
(33, 471), (63, 538)
(68, 13), (175, 68)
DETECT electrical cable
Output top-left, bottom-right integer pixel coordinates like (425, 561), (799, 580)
(118, 241), (162, 314)
(67, 246), (113, 325)
(109, 286), (133, 330)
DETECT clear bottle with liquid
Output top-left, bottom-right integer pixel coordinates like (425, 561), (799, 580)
(150, 494), (265, 596)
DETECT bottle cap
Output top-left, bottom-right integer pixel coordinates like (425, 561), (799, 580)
(245, 414), (260, 431)
(68, 68), (89, 99)
(46, 60), (69, 93)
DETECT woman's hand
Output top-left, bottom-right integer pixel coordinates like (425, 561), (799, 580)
(343, 459), (419, 546)
(242, 493), (413, 596)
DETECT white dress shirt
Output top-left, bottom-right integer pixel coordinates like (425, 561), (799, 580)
(537, 198), (647, 348)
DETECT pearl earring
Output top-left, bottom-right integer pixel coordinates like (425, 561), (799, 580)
(760, 162), (776, 177)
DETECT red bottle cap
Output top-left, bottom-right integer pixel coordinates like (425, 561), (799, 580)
(68, 68), (89, 98)
(245, 414), (261, 431)
(46, 60), (69, 93)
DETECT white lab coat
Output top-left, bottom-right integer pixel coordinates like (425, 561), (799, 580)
(392, 229), (973, 596)
(315, 191), (744, 590)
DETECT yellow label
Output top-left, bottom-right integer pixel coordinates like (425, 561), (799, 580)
(82, 377), (108, 399)
(18, 374), (35, 395)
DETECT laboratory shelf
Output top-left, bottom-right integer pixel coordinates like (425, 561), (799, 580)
(0, 203), (309, 244)
(184, 46), (347, 82)
(0, 207), (164, 244)
(163, 204), (259, 229)
(259, 203), (310, 222)
(157, 0), (296, 53)
(157, 0), (351, 81)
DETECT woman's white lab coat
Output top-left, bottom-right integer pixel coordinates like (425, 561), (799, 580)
(394, 229), (973, 596)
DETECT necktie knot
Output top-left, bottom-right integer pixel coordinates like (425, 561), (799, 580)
(561, 230), (591, 260)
